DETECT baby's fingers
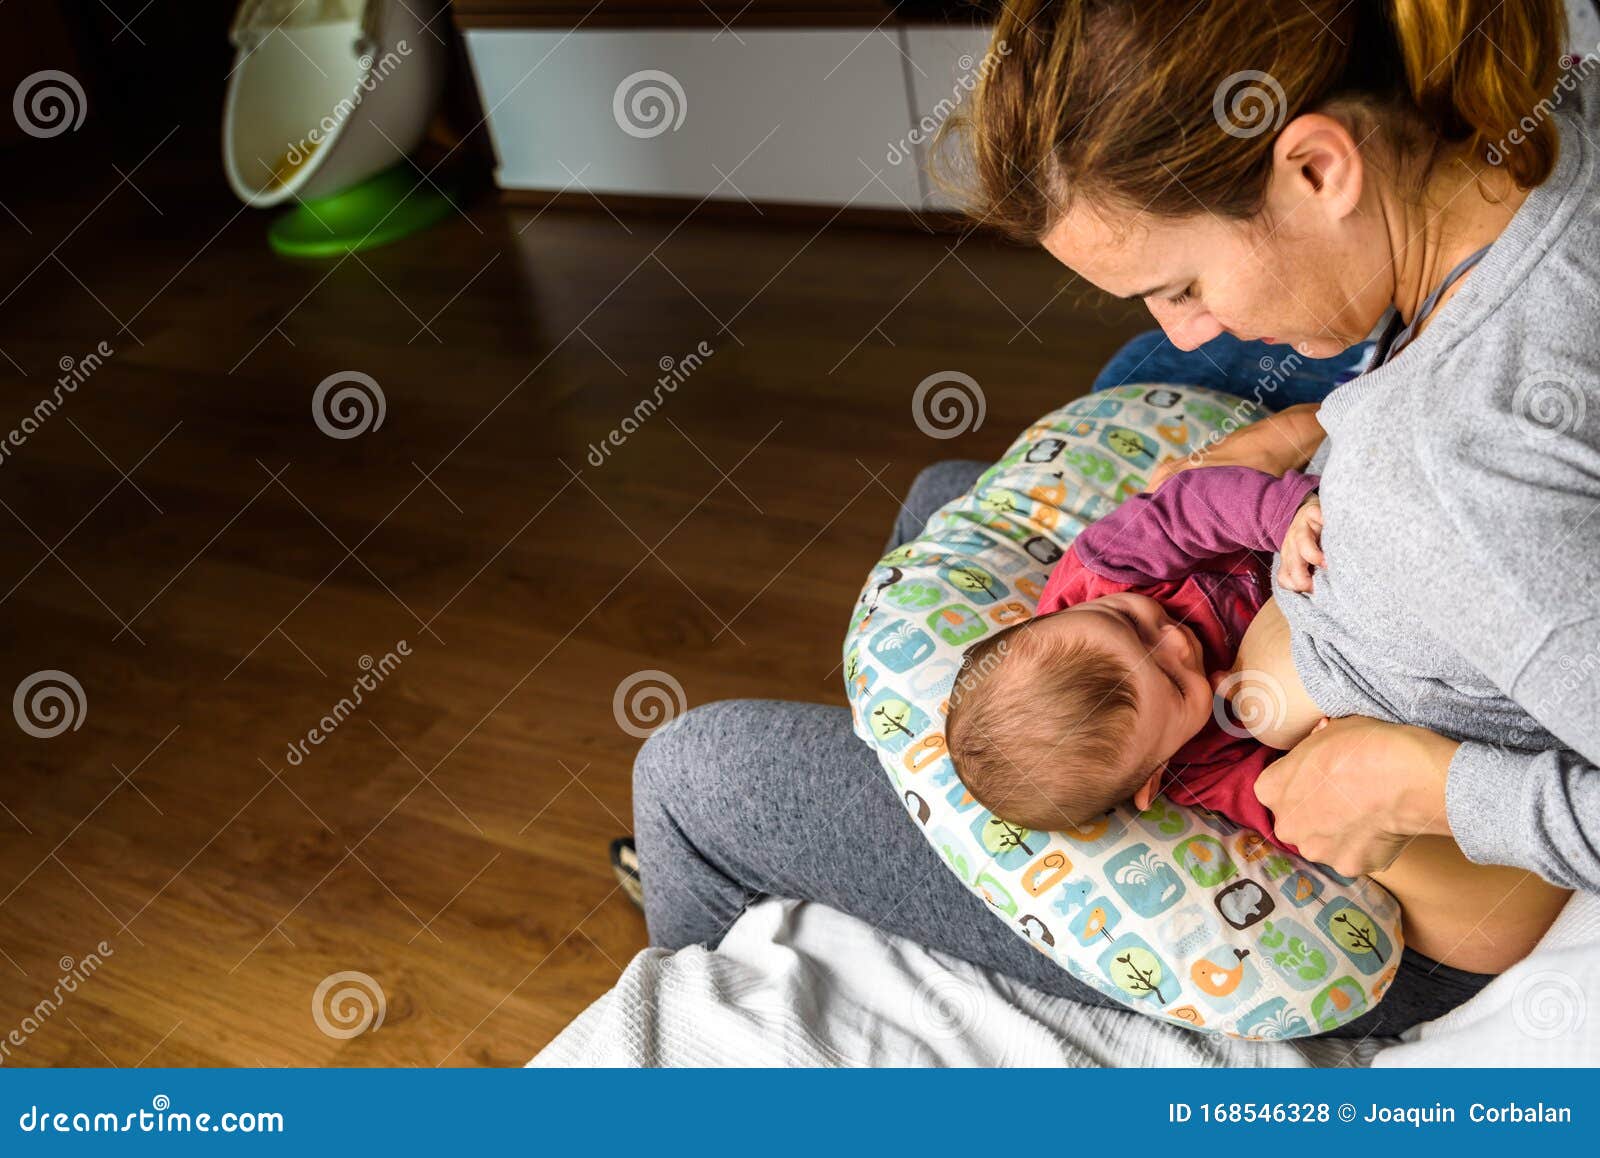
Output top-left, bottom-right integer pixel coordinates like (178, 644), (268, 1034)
(1287, 519), (1326, 570)
(1277, 550), (1313, 593)
(1301, 531), (1327, 569)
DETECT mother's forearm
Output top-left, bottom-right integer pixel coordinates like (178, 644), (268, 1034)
(1199, 401), (1327, 477)
(1257, 403), (1326, 472)
(1149, 402), (1328, 492)
(1447, 742), (1600, 894)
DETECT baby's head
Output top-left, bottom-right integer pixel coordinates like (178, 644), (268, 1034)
(945, 592), (1214, 830)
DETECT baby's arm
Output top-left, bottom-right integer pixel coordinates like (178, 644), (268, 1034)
(1076, 466), (1319, 584)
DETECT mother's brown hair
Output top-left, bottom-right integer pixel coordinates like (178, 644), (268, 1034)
(940, 0), (1568, 241)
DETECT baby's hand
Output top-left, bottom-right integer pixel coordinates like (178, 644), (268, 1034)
(1276, 494), (1325, 593)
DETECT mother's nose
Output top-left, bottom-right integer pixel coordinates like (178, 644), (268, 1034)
(1149, 302), (1224, 352)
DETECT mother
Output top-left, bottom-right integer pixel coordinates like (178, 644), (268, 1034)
(628, 0), (1600, 1039)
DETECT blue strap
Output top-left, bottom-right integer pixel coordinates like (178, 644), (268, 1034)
(1372, 244), (1491, 367)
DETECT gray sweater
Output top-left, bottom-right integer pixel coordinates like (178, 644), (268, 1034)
(1275, 70), (1600, 893)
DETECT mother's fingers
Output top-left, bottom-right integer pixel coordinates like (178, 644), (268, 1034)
(1253, 749), (1292, 809)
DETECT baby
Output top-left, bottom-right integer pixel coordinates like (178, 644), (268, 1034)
(944, 464), (1571, 974)
(945, 465), (1325, 846)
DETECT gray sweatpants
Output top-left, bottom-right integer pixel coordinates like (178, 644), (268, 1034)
(632, 460), (1493, 1041)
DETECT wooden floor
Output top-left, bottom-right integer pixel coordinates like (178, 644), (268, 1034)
(0, 139), (1151, 1065)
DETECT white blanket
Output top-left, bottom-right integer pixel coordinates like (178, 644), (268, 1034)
(1371, 887), (1600, 1067)
(532, 894), (1600, 1067)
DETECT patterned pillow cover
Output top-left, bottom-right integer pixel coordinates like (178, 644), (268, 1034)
(843, 383), (1403, 1039)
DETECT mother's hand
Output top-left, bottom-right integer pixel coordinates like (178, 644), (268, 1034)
(1254, 716), (1459, 877)
(1147, 401), (1327, 492)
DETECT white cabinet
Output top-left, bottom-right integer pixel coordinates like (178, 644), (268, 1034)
(465, 28), (929, 208)
(902, 24), (998, 210)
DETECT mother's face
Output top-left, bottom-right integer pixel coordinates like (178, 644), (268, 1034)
(1040, 115), (1396, 360)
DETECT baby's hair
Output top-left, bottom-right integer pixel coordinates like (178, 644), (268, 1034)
(945, 613), (1145, 831)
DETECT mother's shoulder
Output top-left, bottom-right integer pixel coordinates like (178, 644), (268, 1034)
(1417, 322), (1599, 481)
(1426, 174), (1600, 443)
(1455, 68), (1600, 365)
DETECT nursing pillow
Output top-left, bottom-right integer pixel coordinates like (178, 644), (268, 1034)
(844, 383), (1402, 1039)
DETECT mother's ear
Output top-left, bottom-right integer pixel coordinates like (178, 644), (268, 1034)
(1267, 113), (1365, 222)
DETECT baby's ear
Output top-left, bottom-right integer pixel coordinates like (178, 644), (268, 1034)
(1131, 769), (1164, 811)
